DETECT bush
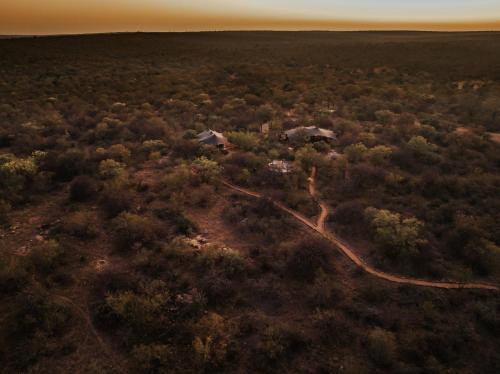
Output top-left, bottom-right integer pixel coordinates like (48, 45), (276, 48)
(313, 310), (353, 346)
(375, 110), (396, 125)
(367, 328), (398, 367)
(255, 325), (306, 365)
(62, 211), (98, 239)
(0, 154), (37, 199)
(365, 207), (425, 259)
(29, 240), (64, 273)
(198, 245), (246, 278)
(192, 313), (231, 370)
(331, 200), (366, 226)
(8, 291), (71, 369)
(107, 144), (131, 162)
(367, 145), (392, 165)
(161, 165), (193, 197)
(53, 149), (88, 181)
(99, 159), (126, 179)
(308, 269), (343, 308)
(0, 199), (11, 225)
(0, 257), (28, 294)
(256, 326), (287, 362)
(99, 186), (133, 218)
(344, 143), (368, 163)
(112, 212), (157, 251)
(106, 280), (171, 332)
(131, 344), (174, 372)
(226, 131), (259, 151)
(287, 238), (329, 282)
(69, 175), (97, 202)
(192, 157), (221, 184)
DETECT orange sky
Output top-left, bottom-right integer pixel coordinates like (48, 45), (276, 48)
(2, 1), (500, 34)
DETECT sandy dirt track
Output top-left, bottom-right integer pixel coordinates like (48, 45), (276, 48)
(221, 176), (499, 292)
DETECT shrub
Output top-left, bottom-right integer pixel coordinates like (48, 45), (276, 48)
(131, 344), (174, 372)
(112, 212), (156, 251)
(106, 280), (170, 332)
(367, 328), (398, 367)
(0, 155), (37, 198)
(308, 269), (344, 308)
(69, 175), (97, 202)
(161, 165), (192, 197)
(256, 326), (287, 362)
(0, 257), (28, 294)
(406, 136), (439, 163)
(331, 200), (366, 226)
(53, 149), (88, 181)
(192, 157), (221, 184)
(287, 238), (329, 282)
(107, 144), (131, 162)
(365, 207), (425, 259)
(192, 313), (231, 370)
(226, 131), (259, 151)
(255, 325), (306, 365)
(8, 291), (71, 369)
(198, 246), (246, 278)
(99, 186), (133, 218)
(375, 110), (396, 125)
(295, 144), (323, 171)
(99, 159), (125, 179)
(313, 310), (353, 346)
(344, 143), (368, 163)
(29, 240), (64, 273)
(142, 139), (167, 153)
(367, 145), (392, 165)
(256, 104), (274, 123)
(62, 211), (98, 239)
(0, 199), (11, 225)
(189, 183), (215, 208)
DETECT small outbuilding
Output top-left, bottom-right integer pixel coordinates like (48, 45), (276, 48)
(268, 160), (295, 174)
(282, 126), (336, 143)
(197, 129), (229, 150)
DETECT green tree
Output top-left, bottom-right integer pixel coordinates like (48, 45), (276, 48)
(295, 144), (323, 171)
(192, 313), (231, 370)
(107, 144), (131, 162)
(368, 145), (392, 165)
(407, 136), (438, 160)
(0, 154), (37, 198)
(226, 131), (259, 151)
(344, 143), (368, 163)
(99, 159), (125, 179)
(375, 110), (396, 125)
(365, 207), (425, 258)
(256, 104), (274, 123)
(192, 157), (222, 183)
(112, 212), (156, 250)
(106, 280), (170, 331)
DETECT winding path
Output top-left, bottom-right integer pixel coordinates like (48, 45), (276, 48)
(221, 171), (499, 292)
(308, 167), (329, 231)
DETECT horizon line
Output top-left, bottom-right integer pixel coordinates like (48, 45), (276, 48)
(3, 29), (500, 37)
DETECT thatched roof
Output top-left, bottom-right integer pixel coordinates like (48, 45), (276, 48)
(284, 126), (336, 141)
(197, 129), (228, 148)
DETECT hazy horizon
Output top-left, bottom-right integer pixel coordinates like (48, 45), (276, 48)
(2, 0), (500, 34)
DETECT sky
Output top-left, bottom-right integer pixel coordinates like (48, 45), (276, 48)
(2, 0), (500, 34)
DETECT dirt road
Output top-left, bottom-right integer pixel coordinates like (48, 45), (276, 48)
(222, 176), (499, 291)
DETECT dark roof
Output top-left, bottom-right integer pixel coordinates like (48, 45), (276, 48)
(284, 126), (336, 141)
(197, 129), (228, 147)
